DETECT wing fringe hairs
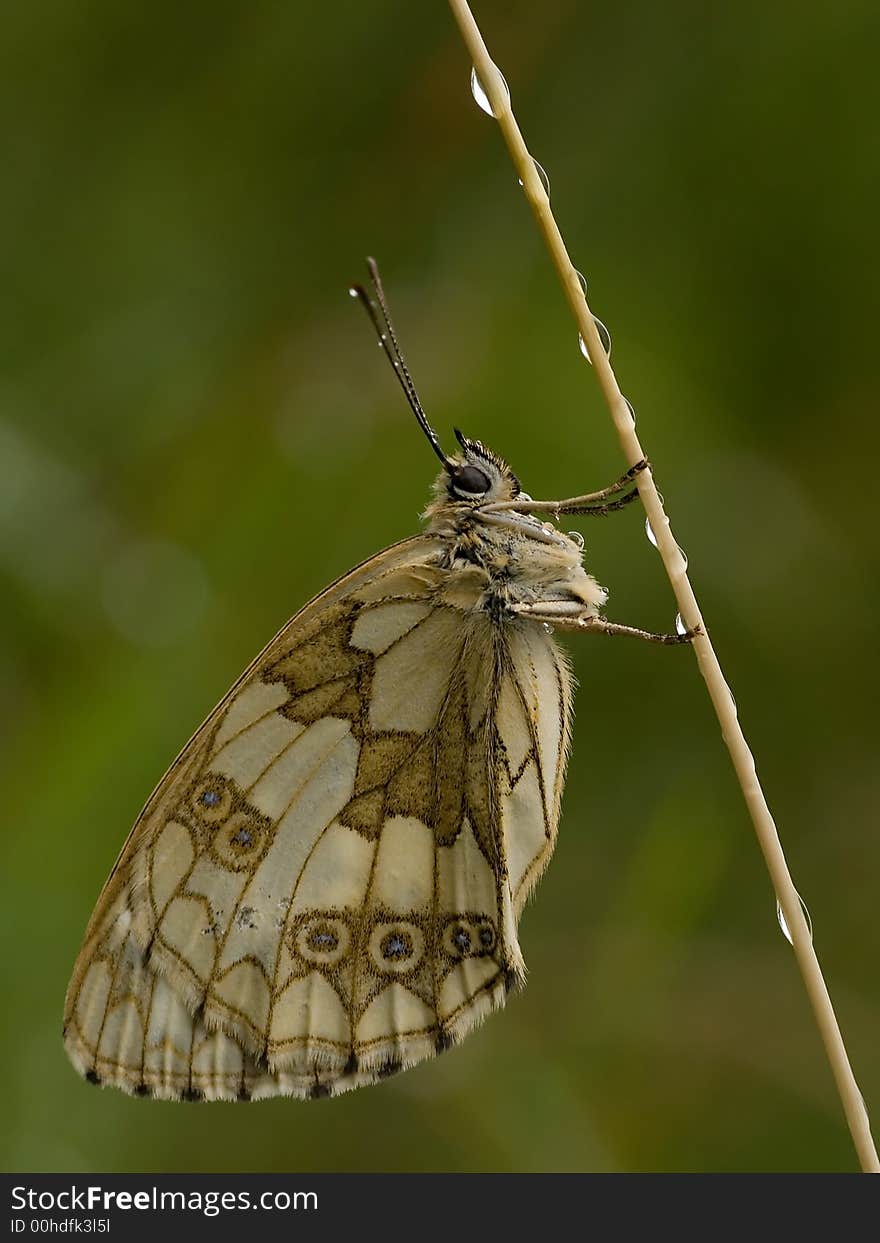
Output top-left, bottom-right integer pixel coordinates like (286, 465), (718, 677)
(64, 535), (573, 1100)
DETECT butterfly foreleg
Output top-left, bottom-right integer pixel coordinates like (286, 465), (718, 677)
(482, 459), (650, 517)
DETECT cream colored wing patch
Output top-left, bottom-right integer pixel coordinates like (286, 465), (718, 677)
(499, 625), (573, 914)
(64, 538), (572, 1100)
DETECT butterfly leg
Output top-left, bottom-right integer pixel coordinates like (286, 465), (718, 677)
(513, 600), (698, 644)
(483, 459), (650, 517)
(575, 616), (699, 644)
(559, 489), (641, 517)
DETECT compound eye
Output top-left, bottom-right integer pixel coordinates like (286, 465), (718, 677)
(452, 465), (491, 496)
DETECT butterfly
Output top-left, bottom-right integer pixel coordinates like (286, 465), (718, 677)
(63, 259), (692, 1102)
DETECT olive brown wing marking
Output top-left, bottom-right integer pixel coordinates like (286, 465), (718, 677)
(63, 540), (572, 1100)
(63, 535), (445, 1099)
(498, 623), (574, 916)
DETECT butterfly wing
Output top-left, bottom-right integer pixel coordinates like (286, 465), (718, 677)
(64, 535), (573, 1100)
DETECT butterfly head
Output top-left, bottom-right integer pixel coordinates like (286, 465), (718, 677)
(444, 429), (521, 505)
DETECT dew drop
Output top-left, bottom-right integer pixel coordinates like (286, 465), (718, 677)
(623, 397), (636, 425)
(518, 158), (550, 197)
(578, 318), (612, 365)
(542, 622), (554, 635)
(858, 1091), (871, 1128)
(348, 287), (358, 298)
(676, 543), (689, 571)
(568, 530), (585, 550)
(470, 65), (510, 117)
(776, 892), (813, 945)
(674, 612), (687, 636)
(645, 516), (658, 547)
(574, 270), (588, 297)
(595, 318), (612, 356)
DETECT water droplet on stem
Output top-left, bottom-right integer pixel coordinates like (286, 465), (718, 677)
(776, 893), (813, 945)
(470, 65), (510, 117)
(518, 158), (550, 197)
(578, 318), (612, 364)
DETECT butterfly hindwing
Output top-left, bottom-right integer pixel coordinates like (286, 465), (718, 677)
(64, 535), (573, 1099)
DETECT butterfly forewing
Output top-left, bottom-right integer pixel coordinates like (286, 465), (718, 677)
(64, 533), (573, 1100)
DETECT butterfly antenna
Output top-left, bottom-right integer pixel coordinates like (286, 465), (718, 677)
(350, 258), (452, 471)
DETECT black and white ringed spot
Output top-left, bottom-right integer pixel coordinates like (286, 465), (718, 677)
(210, 810), (269, 871)
(368, 921), (424, 975)
(382, 931), (412, 959)
(295, 917), (350, 967)
(443, 917), (497, 958)
(476, 920), (496, 954)
(443, 920), (472, 958)
(191, 776), (233, 825)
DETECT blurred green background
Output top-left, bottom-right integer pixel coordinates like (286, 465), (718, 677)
(2, 0), (878, 1173)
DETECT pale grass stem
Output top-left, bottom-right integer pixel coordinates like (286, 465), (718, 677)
(447, 0), (878, 1173)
